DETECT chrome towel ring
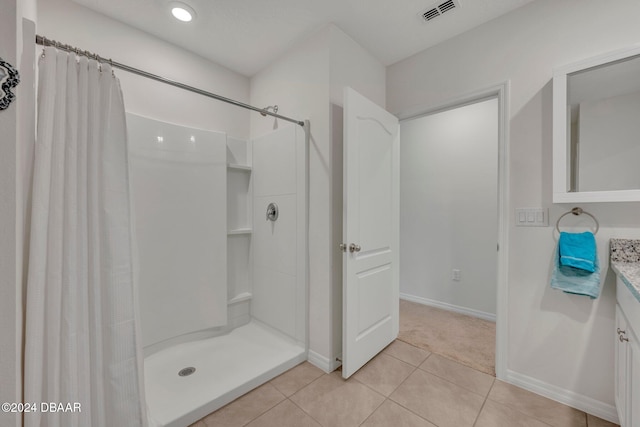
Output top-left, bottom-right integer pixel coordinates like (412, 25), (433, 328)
(555, 207), (599, 235)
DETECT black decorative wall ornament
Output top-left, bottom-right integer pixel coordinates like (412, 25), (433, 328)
(0, 57), (20, 111)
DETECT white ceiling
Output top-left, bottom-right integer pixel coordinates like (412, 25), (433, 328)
(72, 0), (535, 77)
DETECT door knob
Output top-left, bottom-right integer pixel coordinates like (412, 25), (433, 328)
(349, 243), (361, 253)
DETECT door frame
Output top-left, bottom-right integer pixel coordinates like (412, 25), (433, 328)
(396, 81), (510, 380)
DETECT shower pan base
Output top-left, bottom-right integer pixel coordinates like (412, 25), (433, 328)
(144, 321), (306, 427)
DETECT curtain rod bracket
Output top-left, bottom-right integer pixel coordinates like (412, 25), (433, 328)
(260, 105), (278, 117)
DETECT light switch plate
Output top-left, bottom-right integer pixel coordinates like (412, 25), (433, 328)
(515, 208), (548, 227)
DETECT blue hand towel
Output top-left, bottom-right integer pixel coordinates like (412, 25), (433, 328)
(558, 231), (597, 273)
(550, 237), (601, 299)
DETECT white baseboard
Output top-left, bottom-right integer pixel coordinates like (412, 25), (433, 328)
(400, 293), (496, 322)
(308, 350), (341, 373)
(504, 369), (619, 425)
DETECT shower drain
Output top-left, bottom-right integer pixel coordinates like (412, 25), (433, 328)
(178, 367), (196, 377)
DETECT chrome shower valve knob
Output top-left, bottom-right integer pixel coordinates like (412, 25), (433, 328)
(266, 202), (279, 221)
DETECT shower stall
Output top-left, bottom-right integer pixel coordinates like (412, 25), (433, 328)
(127, 113), (308, 427)
(32, 33), (308, 427)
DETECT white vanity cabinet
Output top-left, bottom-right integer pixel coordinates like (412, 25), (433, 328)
(615, 278), (640, 427)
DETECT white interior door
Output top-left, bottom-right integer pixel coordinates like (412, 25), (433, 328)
(342, 87), (400, 378)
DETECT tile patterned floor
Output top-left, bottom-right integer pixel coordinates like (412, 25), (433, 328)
(190, 339), (618, 427)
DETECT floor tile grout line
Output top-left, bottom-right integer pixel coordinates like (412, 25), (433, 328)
(482, 381), (562, 427)
(398, 300), (497, 377)
(373, 350), (421, 369)
(287, 369), (380, 426)
(413, 363), (493, 400)
(381, 347), (431, 367)
(286, 396), (326, 427)
(471, 377), (496, 427)
(376, 364), (442, 426)
(471, 390), (489, 427)
(286, 372), (342, 427)
(356, 395), (387, 426)
(285, 373), (387, 427)
(350, 361), (417, 399)
(353, 355), (493, 427)
(198, 384), (286, 427)
(243, 398), (292, 427)
(349, 365), (442, 425)
(386, 394), (441, 426)
(420, 350), (495, 377)
(241, 387), (287, 427)
(287, 368), (334, 398)
(350, 374), (394, 400)
(395, 338), (433, 352)
(480, 399), (562, 427)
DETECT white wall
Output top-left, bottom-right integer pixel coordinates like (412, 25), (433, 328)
(400, 98), (498, 318)
(329, 27), (385, 108)
(388, 0), (640, 420)
(0, 2), (20, 427)
(37, 0), (250, 139)
(578, 90), (640, 191)
(1, 3), (37, 427)
(250, 24), (385, 371)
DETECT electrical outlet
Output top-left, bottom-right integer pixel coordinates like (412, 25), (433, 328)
(452, 269), (461, 281)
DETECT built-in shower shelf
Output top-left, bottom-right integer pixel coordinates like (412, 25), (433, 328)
(227, 228), (252, 235)
(227, 163), (252, 171)
(228, 292), (252, 305)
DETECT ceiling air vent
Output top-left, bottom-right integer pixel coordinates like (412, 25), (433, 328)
(419, 0), (460, 22)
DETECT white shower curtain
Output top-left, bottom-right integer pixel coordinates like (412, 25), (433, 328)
(24, 47), (147, 427)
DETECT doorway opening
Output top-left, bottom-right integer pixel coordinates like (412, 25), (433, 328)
(397, 85), (509, 378)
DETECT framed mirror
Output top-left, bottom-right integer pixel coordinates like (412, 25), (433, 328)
(553, 45), (640, 203)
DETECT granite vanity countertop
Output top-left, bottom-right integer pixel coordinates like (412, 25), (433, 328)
(610, 238), (640, 303)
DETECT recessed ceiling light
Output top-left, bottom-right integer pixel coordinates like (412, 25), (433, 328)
(170, 2), (196, 22)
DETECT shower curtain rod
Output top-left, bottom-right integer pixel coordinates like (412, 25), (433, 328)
(35, 35), (306, 127)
